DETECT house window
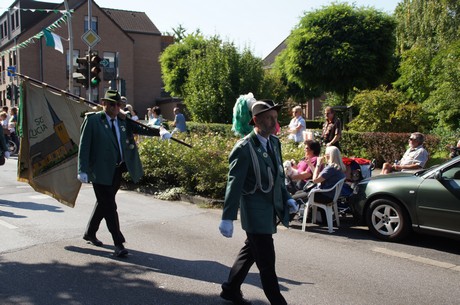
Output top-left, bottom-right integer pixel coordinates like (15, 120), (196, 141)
(84, 16), (98, 33)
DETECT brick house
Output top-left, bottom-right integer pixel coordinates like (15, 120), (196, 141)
(0, 0), (173, 119)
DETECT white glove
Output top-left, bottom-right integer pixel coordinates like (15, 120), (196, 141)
(219, 220), (234, 238)
(159, 126), (172, 140)
(287, 199), (299, 214)
(77, 172), (89, 183)
(4, 151), (10, 159)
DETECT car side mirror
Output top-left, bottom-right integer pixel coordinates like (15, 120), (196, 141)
(434, 170), (442, 181)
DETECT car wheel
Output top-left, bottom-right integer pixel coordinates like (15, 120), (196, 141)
(366, 198), (410, 241)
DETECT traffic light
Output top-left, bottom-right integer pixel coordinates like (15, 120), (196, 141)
(13, 85), (19, 99)
(75, 55), (90, 87)
(89, 53), (101, 87)
(6, 84), (12, 100)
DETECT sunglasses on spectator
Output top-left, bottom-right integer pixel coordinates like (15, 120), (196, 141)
(108, 102), (123, 107)
(409, 137), (417, 141)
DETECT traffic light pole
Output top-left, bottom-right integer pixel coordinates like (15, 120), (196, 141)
(87, 0), (92, 102)
(64, 0), (73, 93)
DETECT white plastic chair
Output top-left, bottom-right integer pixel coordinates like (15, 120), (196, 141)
(300, 178), (345, 233)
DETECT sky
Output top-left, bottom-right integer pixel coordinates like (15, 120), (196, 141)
(37, 0), (401, 58)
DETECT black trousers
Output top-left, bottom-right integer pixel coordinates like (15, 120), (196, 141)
(85, 167), (125, 246)
(223, 233), (287, 305)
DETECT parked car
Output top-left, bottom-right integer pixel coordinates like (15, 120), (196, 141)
(349, 156), (460, 241)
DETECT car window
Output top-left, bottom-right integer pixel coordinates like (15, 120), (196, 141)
(441, 163), (460, 180)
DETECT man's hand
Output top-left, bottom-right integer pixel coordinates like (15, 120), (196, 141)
(77, 173), (89, 183)
(219, 220), (234, 238)
(4, 151), (10, 159)
(117, 109), (127, 120)
(287, 199), (298, 214)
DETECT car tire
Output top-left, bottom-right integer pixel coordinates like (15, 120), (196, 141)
(366, 198), (411, 241)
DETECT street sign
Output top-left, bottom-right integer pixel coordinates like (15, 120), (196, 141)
(81, 30), (101, 48)
(100, 58), (109, 67)
(7, 66), (16, 76)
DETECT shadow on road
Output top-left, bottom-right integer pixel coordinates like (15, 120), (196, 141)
(0, 244), (300, 305)
(289, 215), (460, 255)
(0, 199), (64, 218)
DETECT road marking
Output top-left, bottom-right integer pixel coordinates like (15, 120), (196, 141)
(372, 247), (459, 272)
(0, 219), (18, 229)
(29, 194), (51, 200)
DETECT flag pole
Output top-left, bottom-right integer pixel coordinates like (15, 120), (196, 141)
(11, 70), (192, 148)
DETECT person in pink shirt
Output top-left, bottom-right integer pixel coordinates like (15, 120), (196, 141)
(286, 140), (321, 194)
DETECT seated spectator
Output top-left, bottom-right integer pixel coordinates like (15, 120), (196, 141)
(172, 107), (187, 134)
(287, 106), (306, 143)
(381, 132), (429, 174)
(285, 140), (321, 194)
(147, 106), (163, 127)
(307, 145), (346, 203)
(449, 139), (460, 159)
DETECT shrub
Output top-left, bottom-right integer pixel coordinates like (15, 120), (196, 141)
(138, 129), (236, 199)
(132, 123), (444, 201)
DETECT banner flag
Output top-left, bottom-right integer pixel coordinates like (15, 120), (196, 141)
(18, 80), (93, 207)
(42, 29), (64, 54)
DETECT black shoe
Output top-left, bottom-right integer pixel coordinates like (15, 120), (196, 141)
(114, 245), (129, 257)
(220, 289), (252, 305)
(83, 235), (103, 247)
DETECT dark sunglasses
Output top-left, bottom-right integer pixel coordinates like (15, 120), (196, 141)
(108, 102), (123, 107)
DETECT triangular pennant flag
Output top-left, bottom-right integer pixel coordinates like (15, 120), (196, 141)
(43, 29), (63, 54)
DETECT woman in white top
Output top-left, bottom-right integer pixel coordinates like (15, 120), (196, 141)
(287, 106), (306, 143)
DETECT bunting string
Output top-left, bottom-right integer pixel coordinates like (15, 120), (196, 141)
(1, 6), (74, 14)
(0, 11), (71, 57)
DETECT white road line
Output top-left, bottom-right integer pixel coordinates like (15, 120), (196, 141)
(0, 219), (18, 229)
(372, 247), (459, 272)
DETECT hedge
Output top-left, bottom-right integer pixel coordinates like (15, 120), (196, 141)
(127, 124), (445, 200)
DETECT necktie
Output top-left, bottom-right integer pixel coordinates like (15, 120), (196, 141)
(266, 140), (276, 165)
(111, 119), (121, 163)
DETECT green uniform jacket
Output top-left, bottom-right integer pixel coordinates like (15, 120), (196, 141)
(78, 111), (159, 185)
(222, 131), (292, 234)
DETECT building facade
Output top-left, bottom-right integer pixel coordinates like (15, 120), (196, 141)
(0, 0), (172, 118)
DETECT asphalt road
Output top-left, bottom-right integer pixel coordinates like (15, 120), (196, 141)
(1, 155), (460, 305)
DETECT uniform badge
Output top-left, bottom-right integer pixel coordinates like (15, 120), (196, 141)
(263, 152), (268, 158)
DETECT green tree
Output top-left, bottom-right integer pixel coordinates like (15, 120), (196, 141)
(184, 39), (237, 123)
(276, 3), (396, 103)
(423, 40), (460, 130)
(159, 34), (207, 97)
(161, 32), (283, 123)
(348, 86), (429, 132)
(394, 0), (460, 131)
